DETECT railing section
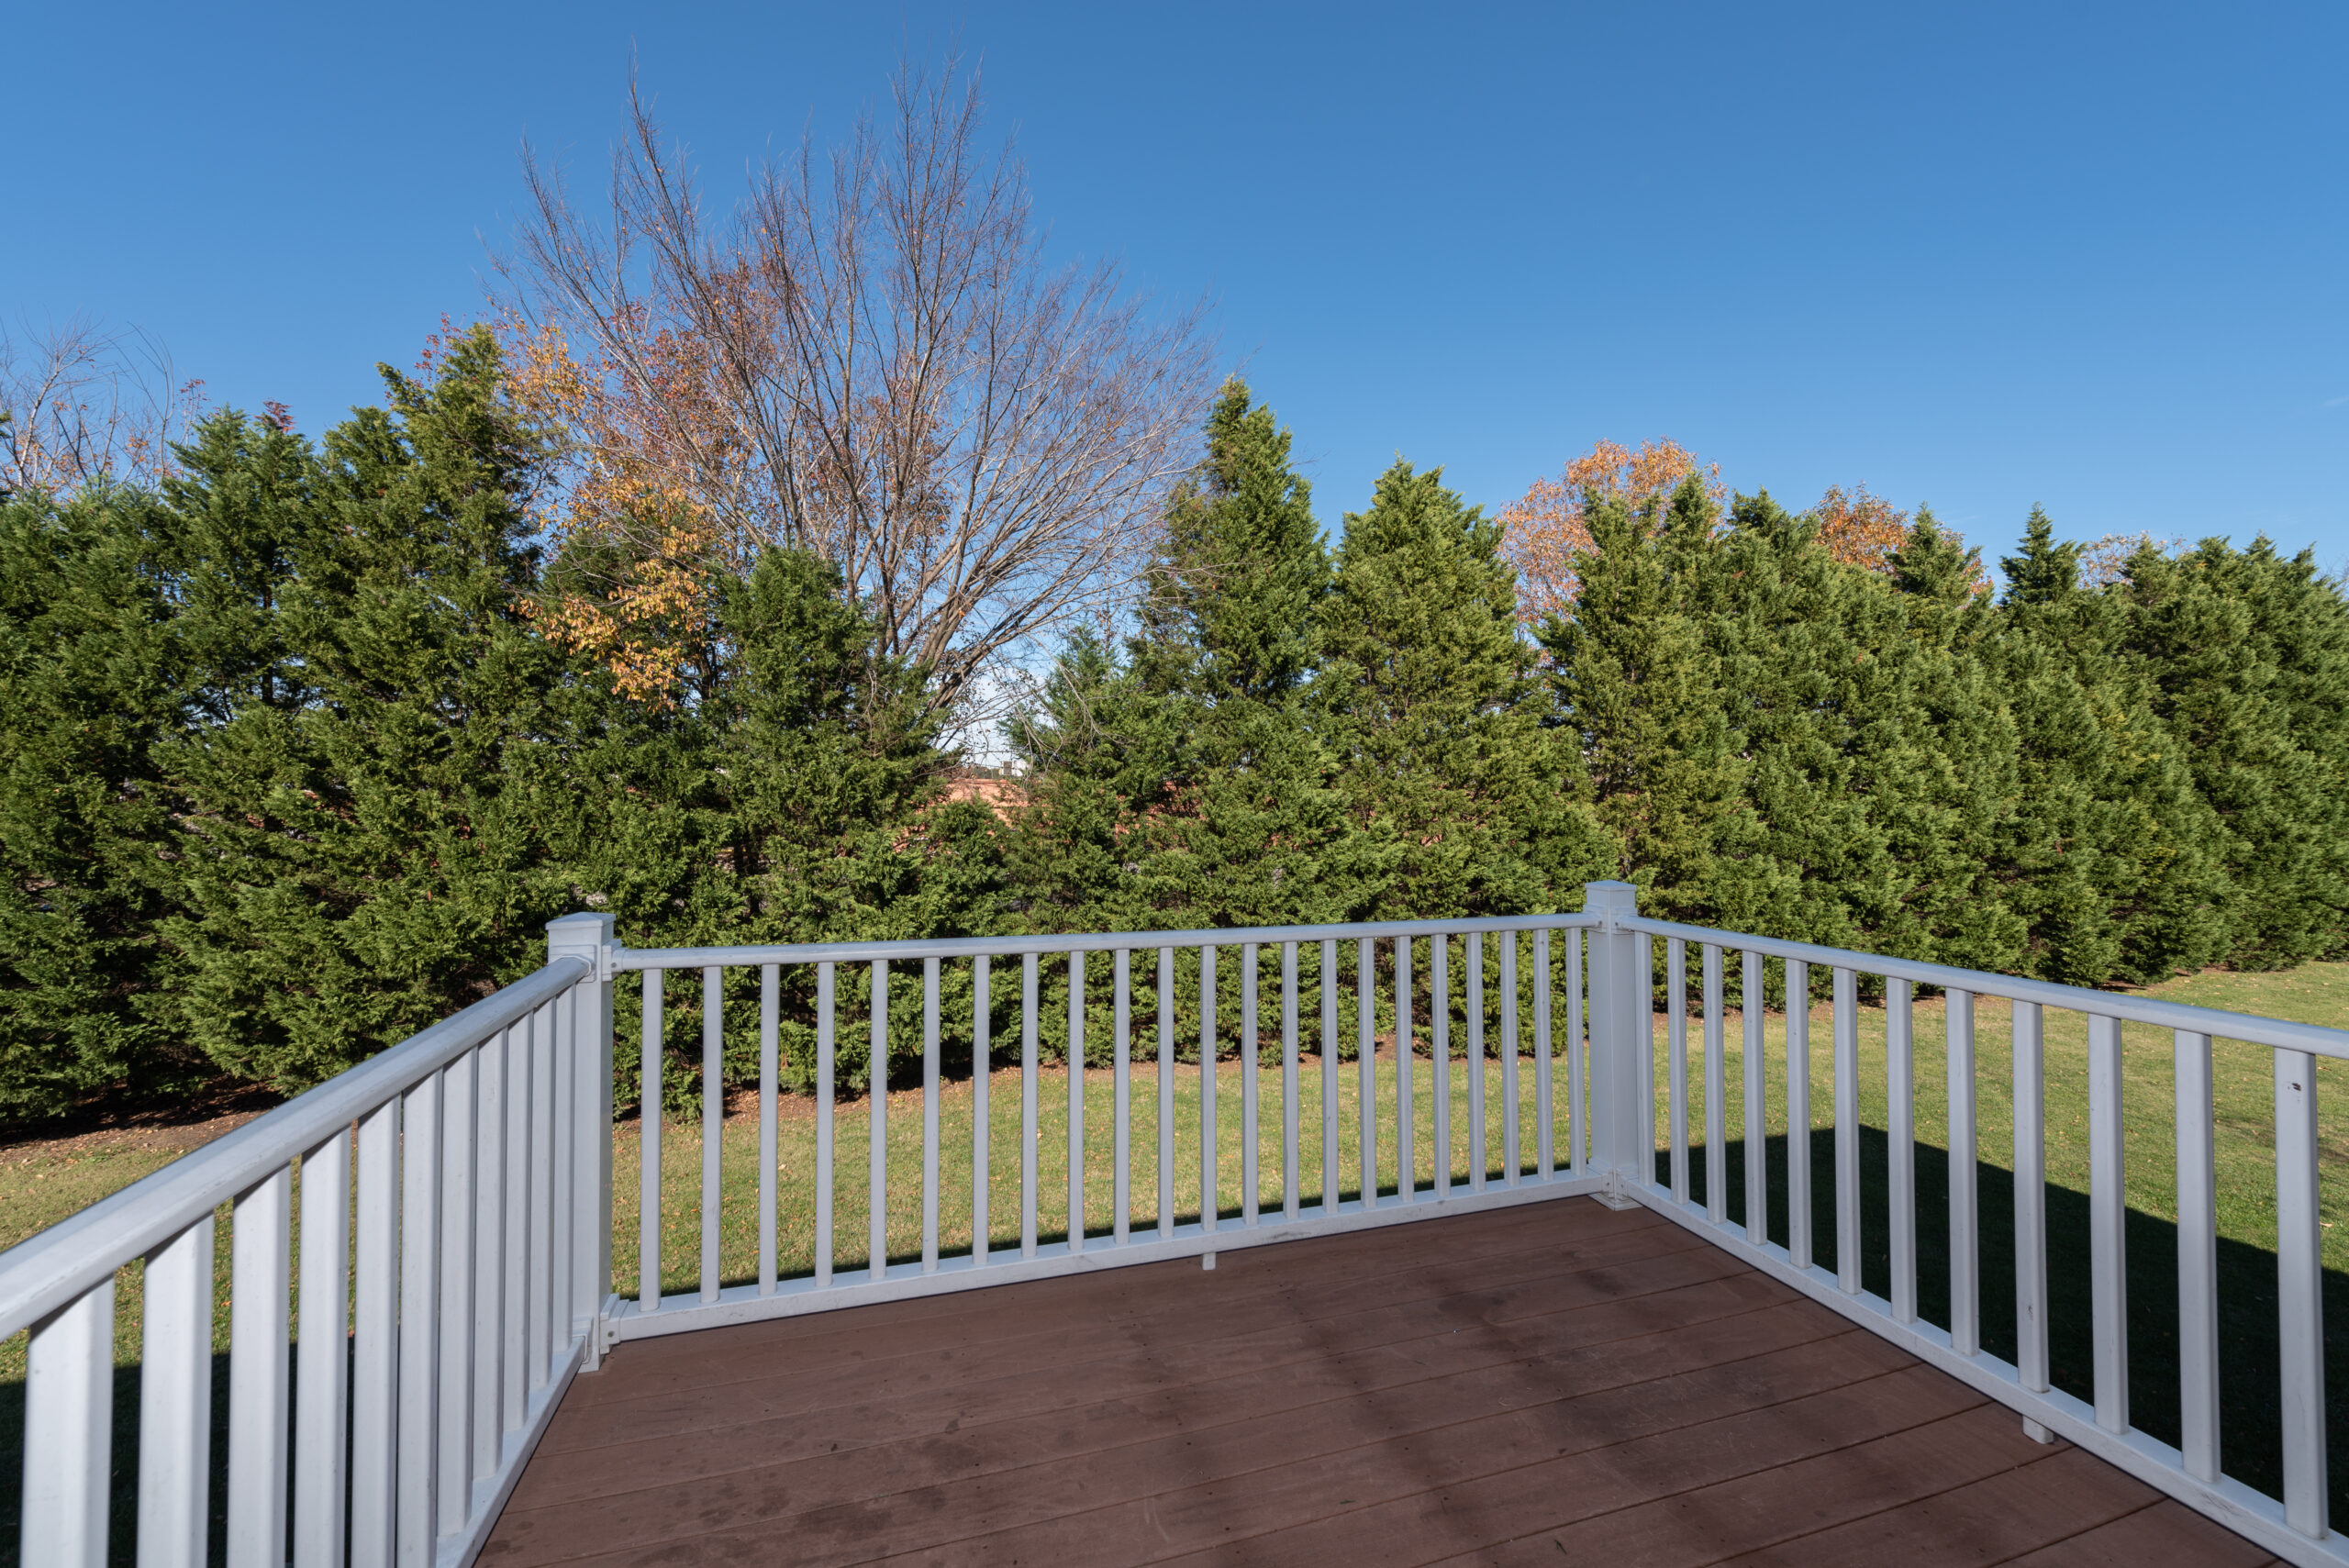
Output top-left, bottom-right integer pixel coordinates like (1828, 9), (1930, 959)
(607, 912), (1602, 1340)
(17, 881), (2347, 1567)
(2, 915), (617, 1568)
(1598, 881), (2348, 1568)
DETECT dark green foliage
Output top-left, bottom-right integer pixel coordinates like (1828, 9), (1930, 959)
(0, 486), (189, 1119)
(1989, 508), (2231, 983)
(1542, 483), (2337, 988)
(678, 548), (996, 1099)
(1007, 384), (1368, 1055)
(162, 332), (585, 1091)
(1547, 484), (2025, 970)
(1134, 382), (1330, 710)
(1876, 510), (2028, 972)
(1130, 384), (1366, 931)
(11, 331), (2349, 1126)
(1001, 628), (1159, 931)
(1322, 460), (1612, 920)
(1709, 493), (2021, 965)
(1542, 479), (1754, 926)
(2116, 537), (2349, 968)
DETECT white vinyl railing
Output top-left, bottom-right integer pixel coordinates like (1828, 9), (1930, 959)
(1605, 881), (2348, 1568)
(607, 907), (1600, 1336)
(1, 915), (616, 1568)
(6, 882), (2345, 1565)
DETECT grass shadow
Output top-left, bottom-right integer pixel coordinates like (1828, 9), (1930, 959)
(1664, 1127), (2349, 1518)
(0, 1342), (236, 1568)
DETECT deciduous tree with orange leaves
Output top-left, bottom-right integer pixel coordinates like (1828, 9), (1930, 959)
(1501, 439), (1974, 622)
(1496, 438), (1720, 628)
(1810, 481), (1910, 571)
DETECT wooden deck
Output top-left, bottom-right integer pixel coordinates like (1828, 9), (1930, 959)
(480, 1199), (2277, 1567)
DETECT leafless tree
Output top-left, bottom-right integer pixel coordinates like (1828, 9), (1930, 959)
(0, 317), (201, 497)
(2079, 530), (2182, 588)
(503, 57), (1217, 723)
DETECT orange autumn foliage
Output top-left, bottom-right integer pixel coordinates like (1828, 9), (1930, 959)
(1497, 438), (1722, 628)
(1811, 482), (1911, 572)
(498, 316), (750, 705)
(1502, 439), (1969, 626)
(1813, 483), (1988, 593)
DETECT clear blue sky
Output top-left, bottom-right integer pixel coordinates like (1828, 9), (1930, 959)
(10, 3), (2345, 576)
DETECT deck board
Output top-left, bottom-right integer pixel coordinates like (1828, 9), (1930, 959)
(479, 1198), (2276, 1567)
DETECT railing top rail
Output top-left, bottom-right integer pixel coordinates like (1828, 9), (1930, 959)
(1624, 914), (2349, 1061)
(0, 955), (590, 1341)
(613, 910), (1602, 972)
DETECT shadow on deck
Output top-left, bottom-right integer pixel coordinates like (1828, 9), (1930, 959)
(480, 1199), (2277, 1567)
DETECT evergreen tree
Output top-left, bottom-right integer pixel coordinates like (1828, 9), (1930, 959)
(162, 329), (592, 1090)
(1001, 628), (1176, 936)
(1653, 494), (2020, 964)
(1703, 494), (1908, 951)
(2117, 537), (2349, 967)
(31, 319), (2349, 1129)
(1869, 509), (2027, 970)
(695, 546), (996, 1093)
(1004, 385), (1365, 1059)
(1125, 383), (1363, 929)
(1541, 476), (1753, 926)
(1321, 459), (1610, 919)
(1008, 383), (1365, 937)
(0, 484), (186, 1119)
(1988, 507), (2230, 983)
(1133, 382), (1329, 708)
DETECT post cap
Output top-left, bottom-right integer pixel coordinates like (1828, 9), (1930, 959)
(546, 911), (616, 967)
(1580, 880), (1638, 913)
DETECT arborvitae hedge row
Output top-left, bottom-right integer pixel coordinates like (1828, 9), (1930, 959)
(4, 361), (2345, 1124)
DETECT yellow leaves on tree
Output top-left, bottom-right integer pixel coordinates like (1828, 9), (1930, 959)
(499, 316), (751, 706)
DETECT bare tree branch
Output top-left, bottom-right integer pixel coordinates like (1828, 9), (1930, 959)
(0, 317), (203, 497)
(500, 56), (1216, 723)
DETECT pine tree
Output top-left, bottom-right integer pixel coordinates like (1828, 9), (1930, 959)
(629, 545), (989, 1095)
(1675, 494), (2022, 964)
(1001, 628), (1170, 935)
(1321, 459), (1610, 920)
(1135, 383), (1329, 709)
(1127, 383), (1363, 929)
(1008, 384), (1367, 937)
(1004, 386), (1368, 1060)
(1703, 493), (1908, 951)
(1871, 509), (2026, 970)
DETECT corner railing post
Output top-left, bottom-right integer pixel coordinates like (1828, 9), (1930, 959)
(548, 912), (617, 1370)
(1583, 882), (1644, 1209)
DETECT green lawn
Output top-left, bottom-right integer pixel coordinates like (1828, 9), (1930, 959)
(5, 958), (2349, 1563)
(618, 1048), (1562, 1300)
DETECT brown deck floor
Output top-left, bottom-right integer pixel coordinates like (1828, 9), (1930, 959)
(481, 1198), (2278, 1567)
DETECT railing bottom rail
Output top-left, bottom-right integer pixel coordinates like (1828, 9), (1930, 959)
(609, 1170), (1602, 1343)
